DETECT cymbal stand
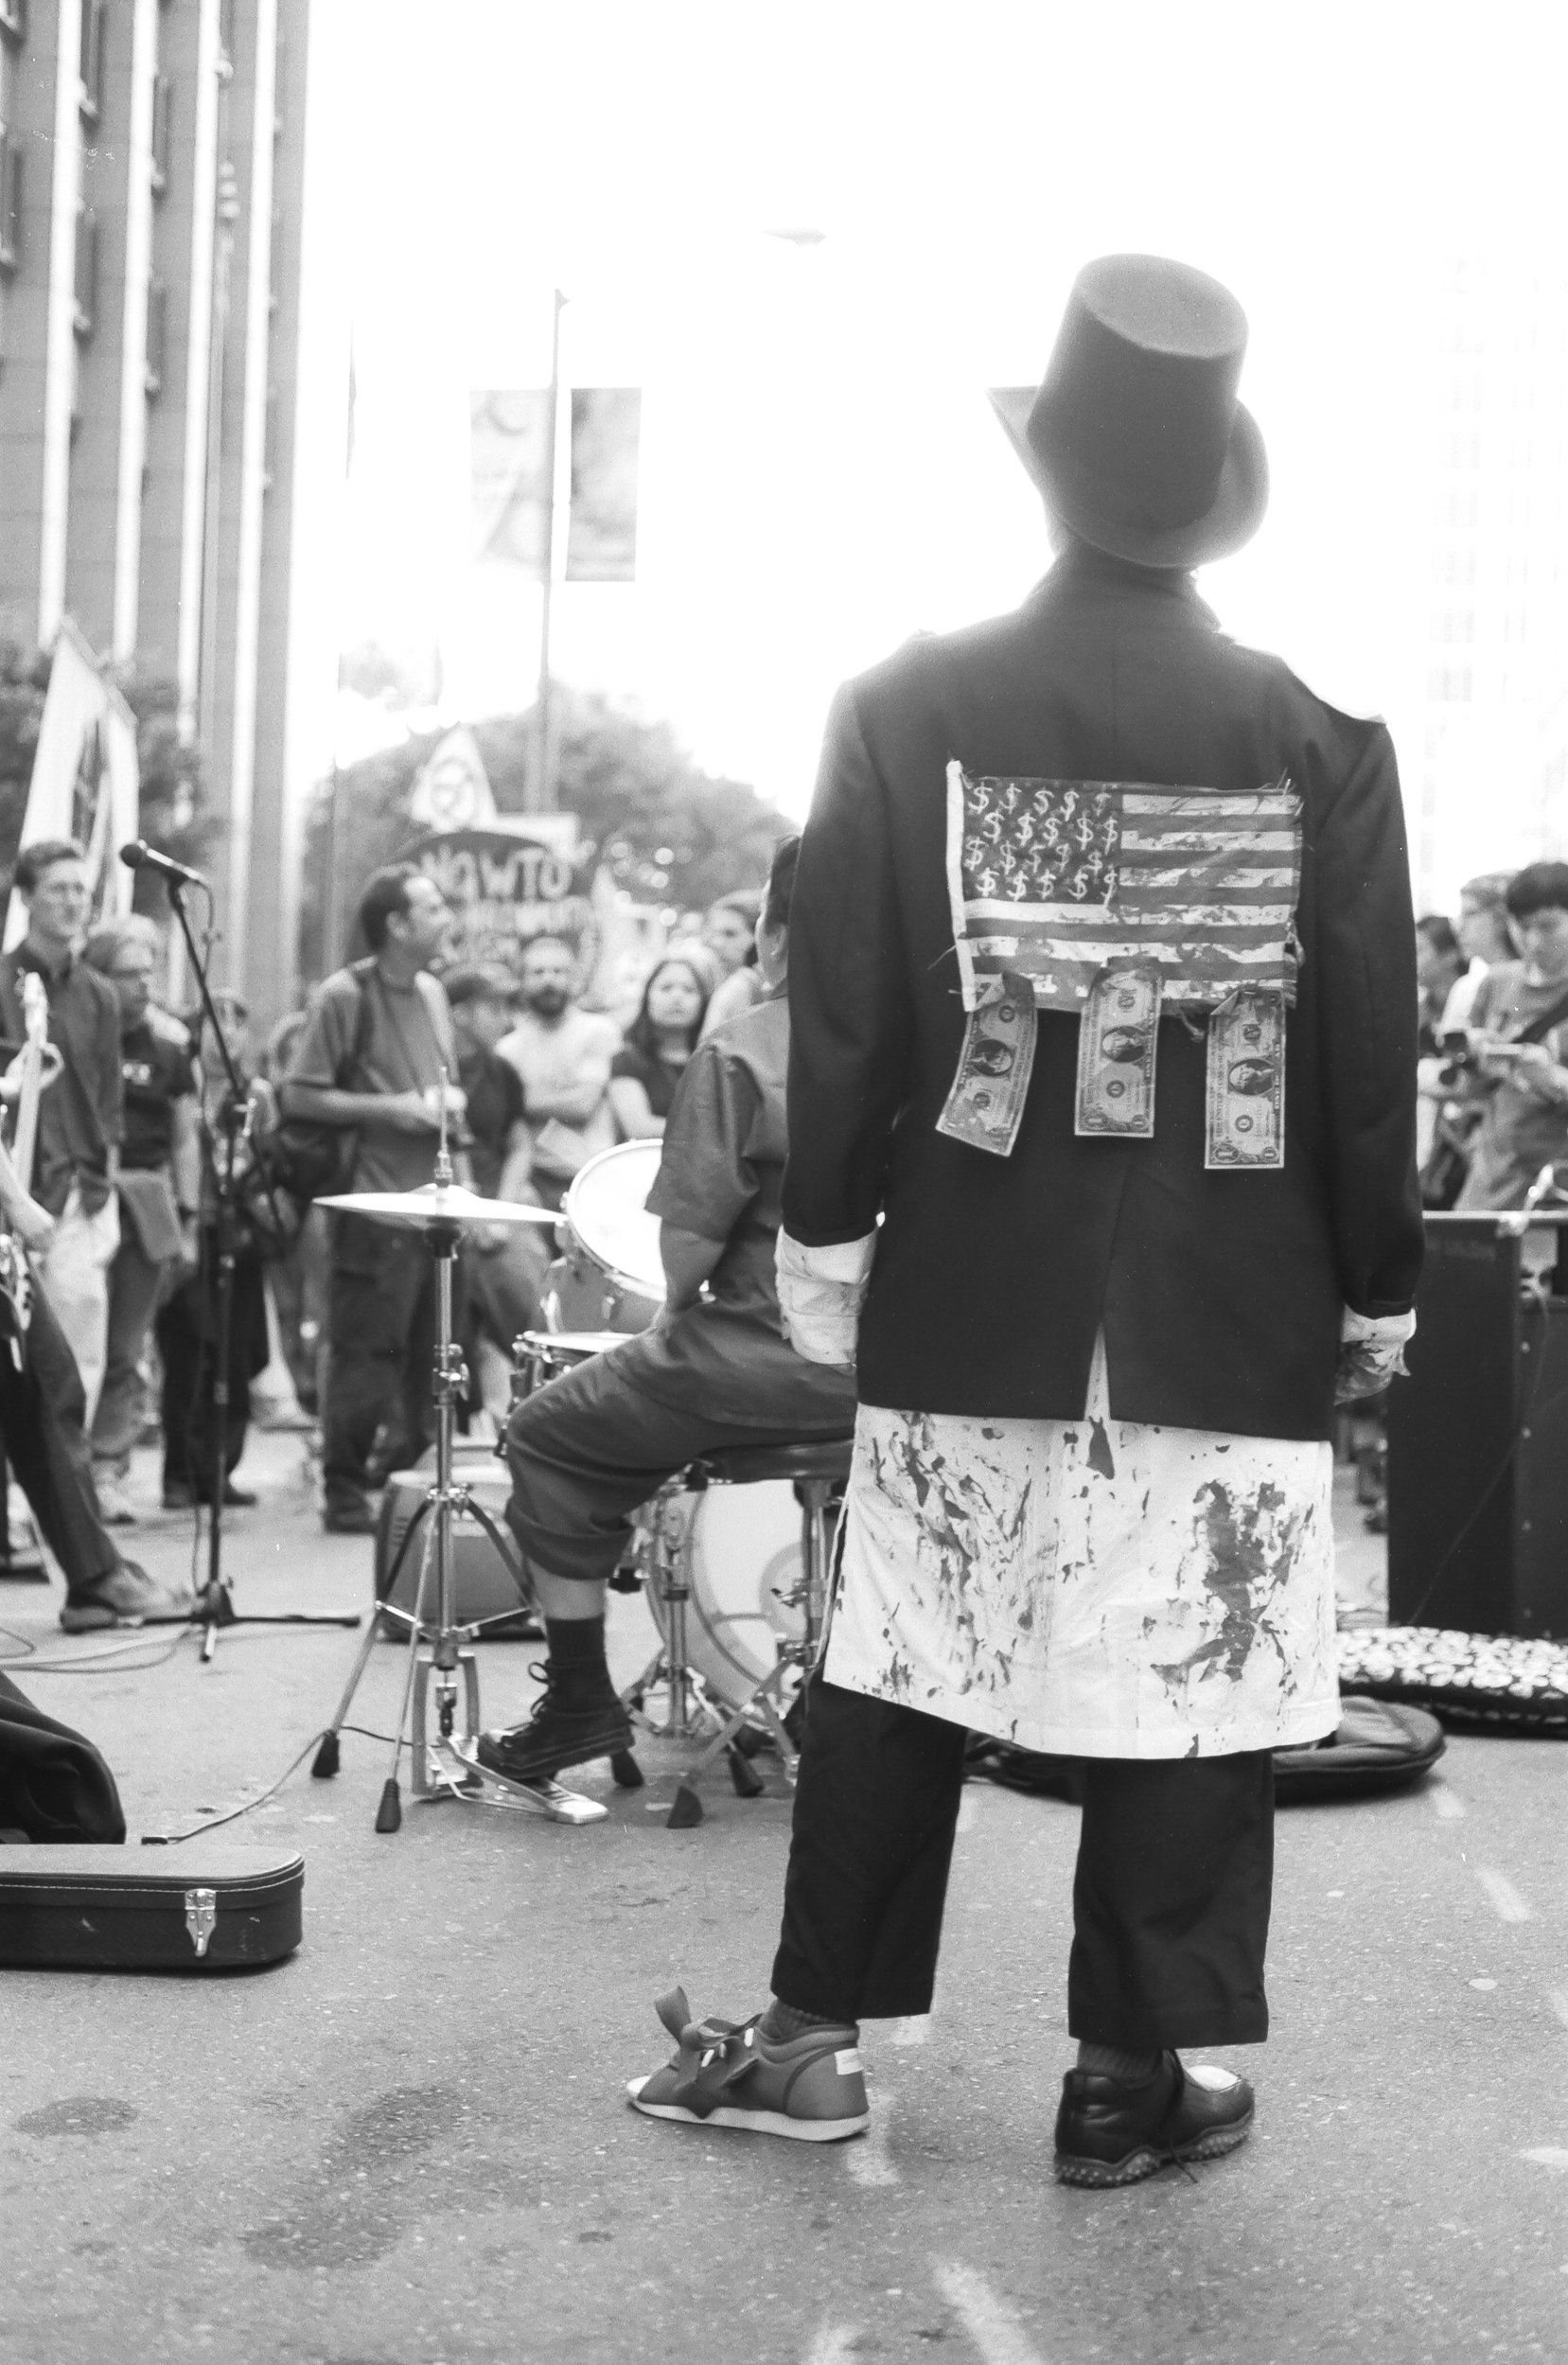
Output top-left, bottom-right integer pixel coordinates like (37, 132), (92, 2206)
(309, 1109), (606, 1827)
(663, 1474), (837, 1828)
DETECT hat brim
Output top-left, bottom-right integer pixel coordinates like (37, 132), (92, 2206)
(988, 389), (1268, 569)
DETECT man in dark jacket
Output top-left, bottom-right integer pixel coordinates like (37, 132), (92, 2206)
(627, 256), (1421, 2181)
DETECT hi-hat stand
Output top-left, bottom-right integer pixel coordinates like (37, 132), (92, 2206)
(164, 877), (359, 1662)
(308, 1117), (606, 1827)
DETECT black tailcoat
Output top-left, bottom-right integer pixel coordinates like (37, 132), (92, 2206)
(783, 543), (1423, 1442)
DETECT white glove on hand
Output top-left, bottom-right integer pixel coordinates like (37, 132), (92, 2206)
(1335, 1307), (1416, 1403)
(775, 1229), (875, 1366)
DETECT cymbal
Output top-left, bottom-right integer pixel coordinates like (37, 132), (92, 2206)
(316, 1184), (563, 1230)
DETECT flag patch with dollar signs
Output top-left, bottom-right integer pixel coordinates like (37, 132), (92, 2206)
(943, 764), (1302, 1159)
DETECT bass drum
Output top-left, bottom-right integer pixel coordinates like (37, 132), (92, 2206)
(644, 1480), (814, 1709)
(545, 1139), (665, 1334)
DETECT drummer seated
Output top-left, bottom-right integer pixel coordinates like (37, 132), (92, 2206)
(481, 837), (857, 1788)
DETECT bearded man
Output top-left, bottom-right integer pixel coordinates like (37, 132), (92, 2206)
(627, 255), (1421, 2187)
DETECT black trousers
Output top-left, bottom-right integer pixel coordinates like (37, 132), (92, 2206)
(321, 1215), (454, 1509)
(155, 1239), (269, 1492)
(0, 1287), (121, 1596)
(504, 1336), (853, 1585)
(772, 1673), (1275, 2051)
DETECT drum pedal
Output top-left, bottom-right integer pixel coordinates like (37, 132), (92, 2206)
(444, 1739), (608, 1825)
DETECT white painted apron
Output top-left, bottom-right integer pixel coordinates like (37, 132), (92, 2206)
(825, 1337), (1338, 1759)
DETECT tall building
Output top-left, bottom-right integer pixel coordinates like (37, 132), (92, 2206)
(0, 0), (345, 1026)
(1409, 254), (1568, 912)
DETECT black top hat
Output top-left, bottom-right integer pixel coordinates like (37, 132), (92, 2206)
(993, 254), (1268, 569)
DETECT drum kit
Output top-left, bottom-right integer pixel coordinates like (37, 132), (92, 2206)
(309, 1116), (846, 1833)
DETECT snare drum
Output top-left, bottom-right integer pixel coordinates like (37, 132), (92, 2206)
(643, 1480), (819, 1710)
(507, 1328), (626, 1424)
(547, 1139), (665, 1334)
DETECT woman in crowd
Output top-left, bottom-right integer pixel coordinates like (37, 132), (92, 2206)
(608, 952), (713, 1138)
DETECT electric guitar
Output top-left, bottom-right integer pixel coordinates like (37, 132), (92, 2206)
(0, 973), (52, 1368)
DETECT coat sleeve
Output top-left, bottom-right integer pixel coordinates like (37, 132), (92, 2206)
(1311, 717), (1424, 1316)
(782, 680), (915, 1245)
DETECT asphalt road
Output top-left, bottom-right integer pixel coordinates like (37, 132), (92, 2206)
(1, 1433), (1564, 2365)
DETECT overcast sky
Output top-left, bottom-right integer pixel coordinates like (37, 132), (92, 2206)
(326, 0), (1563, 831)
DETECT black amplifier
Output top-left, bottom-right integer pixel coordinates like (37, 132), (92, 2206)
(1386, 1210), (1568, 1640)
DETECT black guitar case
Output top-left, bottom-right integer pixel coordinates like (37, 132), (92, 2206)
(964, 1694), (1446, 1807)
(0, 1670), (126, 1843)
(0, 1844), (305, 1971)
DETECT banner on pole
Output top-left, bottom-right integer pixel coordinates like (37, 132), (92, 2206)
(566, 388), (641, 582)
(470, 387), (641, 581)
(4, 620), (137, 948)
(469, 389), (553, 572)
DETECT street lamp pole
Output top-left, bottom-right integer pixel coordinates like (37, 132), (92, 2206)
(530, 288), (567, 814)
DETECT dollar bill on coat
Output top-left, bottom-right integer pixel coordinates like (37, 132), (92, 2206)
(1205, 986), (1286, 1169)
(1075, 965), (1161, 1138)
(937, 972), (1038, 1156)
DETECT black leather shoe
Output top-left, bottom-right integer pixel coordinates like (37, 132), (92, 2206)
(323, 1496), (377, 1536)
(1054, 2053), (1254, 2187)
(476, 1673), (633, 1784)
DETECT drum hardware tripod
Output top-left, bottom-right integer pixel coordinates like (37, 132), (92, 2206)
(163, 875), (361, 1663)
(663, 1471), (837, 1828)
(619, 1475), (763, 1800)
(308, 1120), (608, 1828)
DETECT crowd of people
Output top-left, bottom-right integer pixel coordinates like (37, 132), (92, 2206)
(6, 834), (1564, 1603)
(0, 834), (778, 1598)
(1416, 861), (1568, 1213)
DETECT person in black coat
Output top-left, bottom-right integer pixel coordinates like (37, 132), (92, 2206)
(628, 256), (1421, 2183)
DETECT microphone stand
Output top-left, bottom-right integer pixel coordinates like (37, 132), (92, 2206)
(164, 881), (360, 1662)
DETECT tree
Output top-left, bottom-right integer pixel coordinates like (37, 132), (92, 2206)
(0, 641), (213, 914)
(297, 684), (795, 982)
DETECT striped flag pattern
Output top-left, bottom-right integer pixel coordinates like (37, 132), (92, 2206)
(945, 764), (1303, 1013)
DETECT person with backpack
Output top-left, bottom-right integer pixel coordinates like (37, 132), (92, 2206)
(281, 865), (467, 1534)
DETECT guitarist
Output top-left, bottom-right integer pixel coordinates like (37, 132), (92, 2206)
(0, 1071), (192, 1633)
(0, 839), (125, 1426)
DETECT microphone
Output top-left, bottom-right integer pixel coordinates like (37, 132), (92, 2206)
(119, 840), (208, 890)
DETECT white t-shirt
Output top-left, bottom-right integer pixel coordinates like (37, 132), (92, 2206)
(497, 1006), (621, 1182)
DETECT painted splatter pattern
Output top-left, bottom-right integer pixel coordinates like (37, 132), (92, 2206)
(825, 1339), (1338, 1758)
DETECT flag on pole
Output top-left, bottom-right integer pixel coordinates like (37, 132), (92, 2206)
(566, 388), (641, 581)
(469, 389), (553, 571)
(94, 689), (140, 928)
(3, 619), (136, 948)
(470, 387), (642, 581)
(408, 725), (497, 834)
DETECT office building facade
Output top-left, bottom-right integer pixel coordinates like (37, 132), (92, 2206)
(0, 0), (344, 1024)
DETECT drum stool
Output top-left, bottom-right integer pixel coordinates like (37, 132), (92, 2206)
(648, 1435), (854, 1829)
